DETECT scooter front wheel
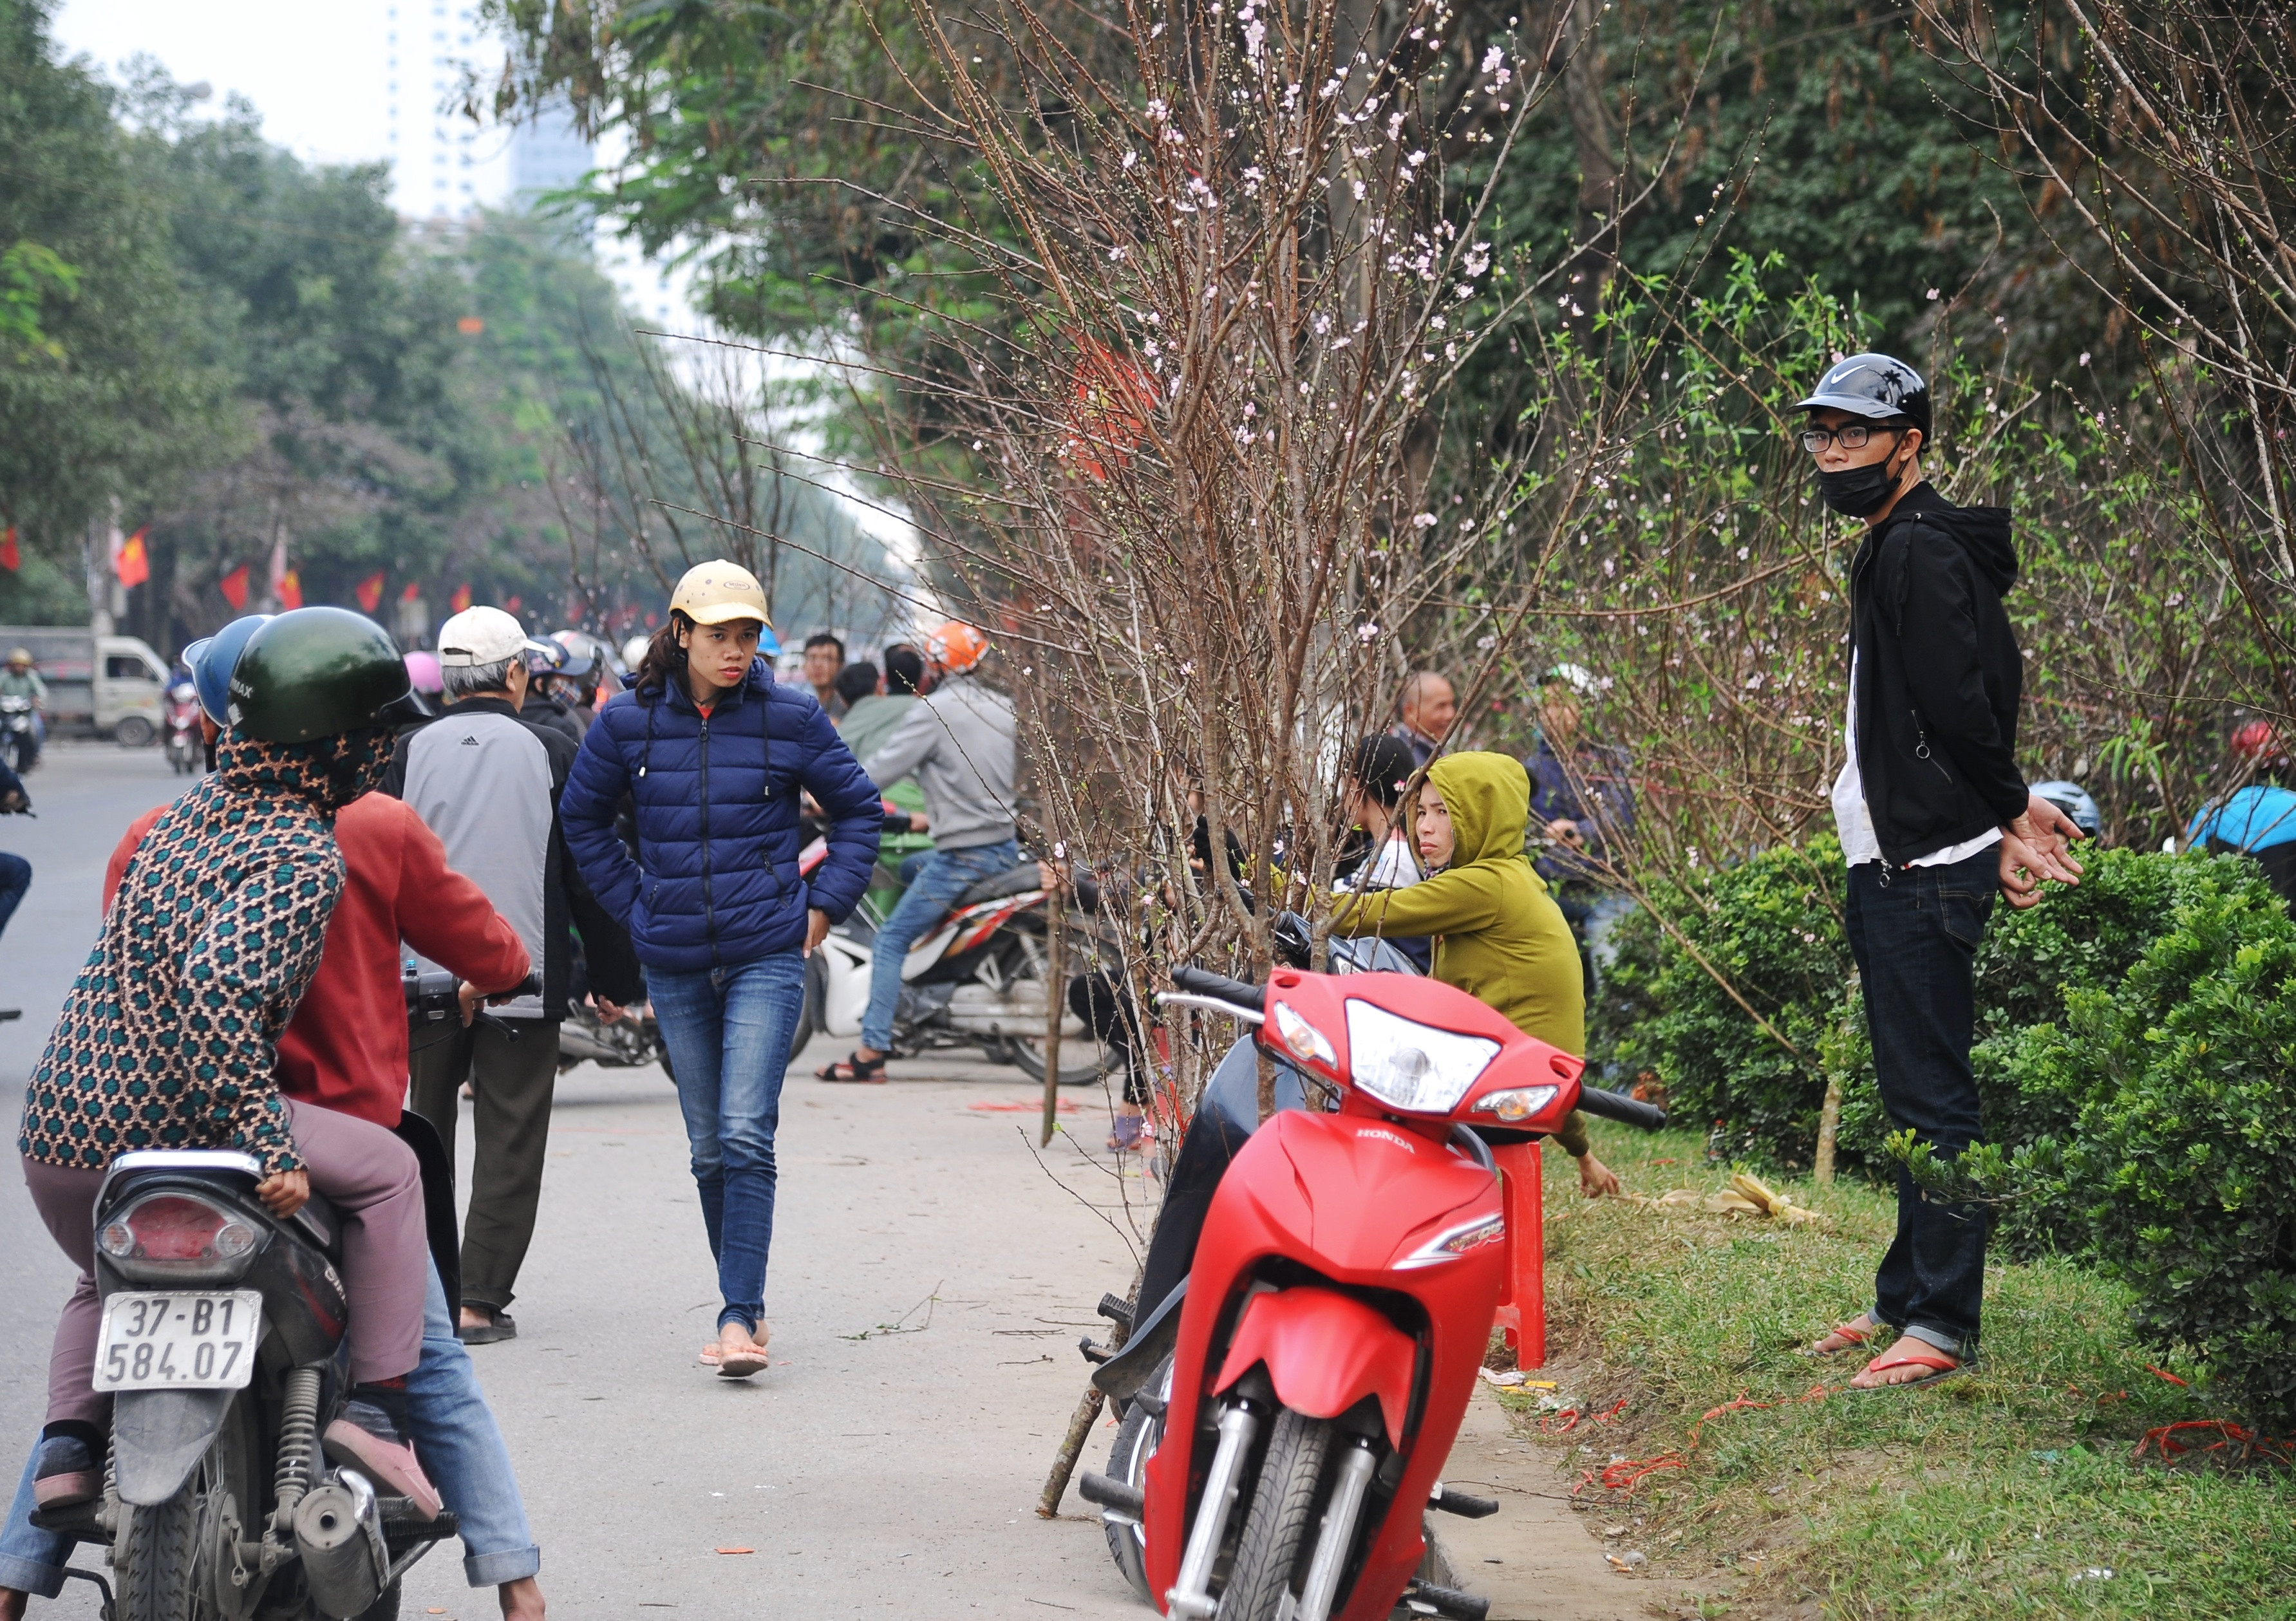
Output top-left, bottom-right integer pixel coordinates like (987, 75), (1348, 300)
(1220, 1406), (1333, 1621)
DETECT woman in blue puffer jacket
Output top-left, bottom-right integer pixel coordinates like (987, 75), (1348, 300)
(560, 561), (882, 1376)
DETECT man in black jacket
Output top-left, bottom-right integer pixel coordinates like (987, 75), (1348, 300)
(1792, 354), (2084, 1390)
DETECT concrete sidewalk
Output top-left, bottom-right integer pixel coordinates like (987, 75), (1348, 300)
(395, 1042), (1154, 1618)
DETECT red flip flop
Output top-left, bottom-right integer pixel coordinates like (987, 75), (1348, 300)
(1849, 1347), (1966, 1391)
(1800, 1318), (1875, 1357)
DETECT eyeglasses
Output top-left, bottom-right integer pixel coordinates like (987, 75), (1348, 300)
(1799, 422), (1902, 454)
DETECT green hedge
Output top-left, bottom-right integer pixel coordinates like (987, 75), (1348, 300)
(1594, 842), (2296, 1429)
(2008, 869), (2296, 1431)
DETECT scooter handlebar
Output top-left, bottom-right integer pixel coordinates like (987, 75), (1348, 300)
(1167, 965), (1267, 1016)
(1572, 1084), (1669, 1132)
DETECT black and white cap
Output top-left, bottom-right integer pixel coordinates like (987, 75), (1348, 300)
(1793, 352), (1932, 441)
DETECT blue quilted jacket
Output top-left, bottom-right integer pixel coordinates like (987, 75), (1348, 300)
(560, 661), (883, 973)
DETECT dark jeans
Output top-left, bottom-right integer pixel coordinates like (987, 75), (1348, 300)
(861, 838), (1022, 1052)
(1842, 849), (1996, 1357)
(648, 952), (808, 1335)
(1069, 971), (1148, 1107)
(0, 850), (28, 941)
(408, 1018), (563, 1315)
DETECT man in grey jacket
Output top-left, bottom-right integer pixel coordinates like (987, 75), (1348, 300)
(384, 606), (641, 1338)
(817, 621), (1021, 1082)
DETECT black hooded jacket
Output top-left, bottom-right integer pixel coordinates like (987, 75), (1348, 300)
(1847, 480), (2029, 864)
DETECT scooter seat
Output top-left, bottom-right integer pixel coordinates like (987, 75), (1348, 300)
(952, 862), (1042, 908)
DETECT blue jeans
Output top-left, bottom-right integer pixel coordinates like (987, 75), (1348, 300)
(1842, 850), (1997, 1357)
(0, 851), (28, 942)
(0, 1259), (536, 1598)
(861, 839), (1023, 1052)
(649, 953), (809, 1334)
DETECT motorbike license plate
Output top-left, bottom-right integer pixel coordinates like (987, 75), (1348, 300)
(93, 1291), (262, 1392)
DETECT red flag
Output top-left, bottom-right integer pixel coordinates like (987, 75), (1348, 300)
(115, 527), (151, 588)
(219, 565), (250, 611)
(355, 571), (386, 614)
(450, 583), (473, 614)
(0, 527), (17, 573)
(1062, 341), (1158, 483)
(399, 581), (422, 603)
(277, 569), (303, 611)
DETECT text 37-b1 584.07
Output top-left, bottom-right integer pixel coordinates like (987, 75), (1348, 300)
(93, 1291), (263, 1392)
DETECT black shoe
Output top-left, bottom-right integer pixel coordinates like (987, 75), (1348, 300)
(456, 1309), (517, 1345)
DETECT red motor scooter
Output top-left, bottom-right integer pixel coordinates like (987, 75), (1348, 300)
(1077, 962), (1664, 1621)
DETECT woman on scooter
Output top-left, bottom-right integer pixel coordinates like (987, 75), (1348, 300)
(559, 561), (883, 1377)
(1330, 751), (1622, 1197)
(14, 608), (447, 1517)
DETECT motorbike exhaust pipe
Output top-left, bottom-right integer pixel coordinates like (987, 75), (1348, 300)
(293, 1470), (390, 1620)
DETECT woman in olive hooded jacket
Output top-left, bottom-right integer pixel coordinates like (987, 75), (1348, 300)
(1331, 750), (1621, 1197)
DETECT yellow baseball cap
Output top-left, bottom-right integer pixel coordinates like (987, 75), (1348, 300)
(669, 559), (772, 628)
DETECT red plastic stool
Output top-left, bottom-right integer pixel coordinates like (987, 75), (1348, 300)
(1488, 1139), (1546, 1368)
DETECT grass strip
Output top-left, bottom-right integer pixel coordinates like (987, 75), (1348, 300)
(1505, 1121), (2296, 1618)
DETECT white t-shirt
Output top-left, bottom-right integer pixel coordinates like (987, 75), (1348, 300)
(1335, 832), (1423, 892)
(1832, 655), (2002, 870)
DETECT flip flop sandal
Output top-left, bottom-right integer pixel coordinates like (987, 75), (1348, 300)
(1108, 1114), (1147, 1153)
(816, 1051), (888, 1083)
(1799, 1319), (1876, 1358)
(1849, 1347), (1970, 1391)
(717, 1342), (771, 1380)
(456, 1310), (516, 1345)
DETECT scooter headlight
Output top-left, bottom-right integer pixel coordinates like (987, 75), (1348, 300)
(1344, 1000), (1501, 1115)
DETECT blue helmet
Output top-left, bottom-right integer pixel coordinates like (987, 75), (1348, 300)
(187, 615), (273, 726)
(2031, 780), (2102, 839)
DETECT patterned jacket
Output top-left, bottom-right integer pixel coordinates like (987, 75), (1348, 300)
(16, 732), (384, 1174)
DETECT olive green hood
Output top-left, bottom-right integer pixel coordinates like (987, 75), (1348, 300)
(1427, 751), (1531, 870)
(1331, 748), (1583, 1056)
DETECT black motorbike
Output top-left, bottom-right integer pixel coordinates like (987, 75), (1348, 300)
(554, 942), (673, 1080)
(31, 1148), (457, 1621)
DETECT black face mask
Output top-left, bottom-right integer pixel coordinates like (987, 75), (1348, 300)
(1815, 436), (1910, 518)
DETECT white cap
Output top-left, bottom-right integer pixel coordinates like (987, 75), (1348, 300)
(437, 606), (551, 668)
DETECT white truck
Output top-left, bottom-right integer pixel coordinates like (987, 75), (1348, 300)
(0, 624), (172, 745)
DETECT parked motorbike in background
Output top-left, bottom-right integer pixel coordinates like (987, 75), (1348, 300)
(1074, 962), (1666, 1621)
(164, 679), (202, 775)
(0, 693), (35, 773)
(795, 804), (1116, 1082)
(31, 1148), (458, 1621)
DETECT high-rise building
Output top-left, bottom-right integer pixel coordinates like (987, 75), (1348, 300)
(384, 0), (590, 221)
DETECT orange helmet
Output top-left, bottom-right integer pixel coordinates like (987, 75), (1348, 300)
(925, 620), (990, 673)
(2233, 718), (2286, 767)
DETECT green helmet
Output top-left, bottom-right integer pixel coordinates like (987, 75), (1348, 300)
(228, 606), (429, 742)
